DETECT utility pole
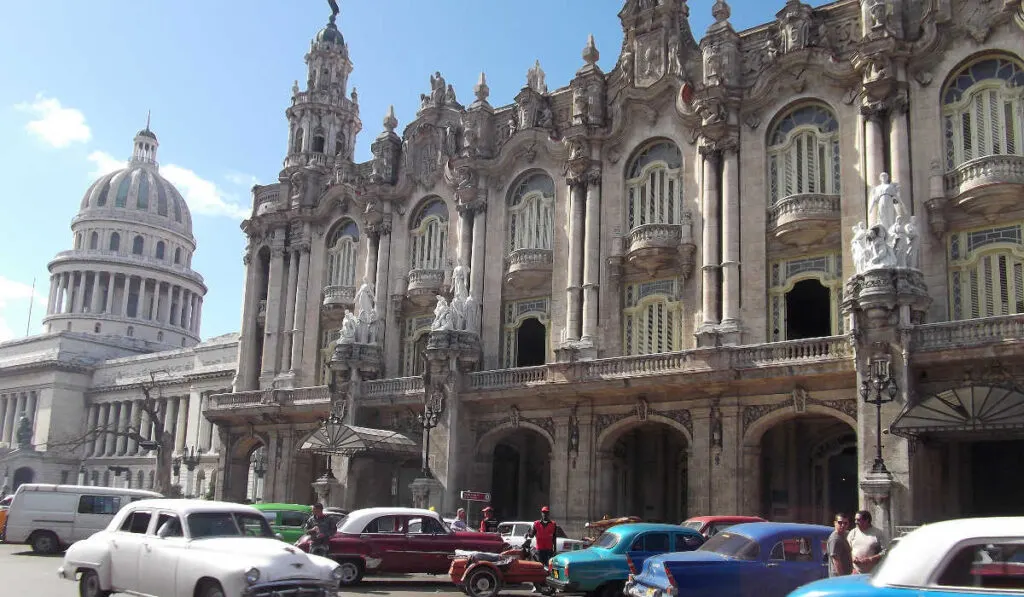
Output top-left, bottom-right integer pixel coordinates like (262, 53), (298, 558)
(24, 277), (35, 337)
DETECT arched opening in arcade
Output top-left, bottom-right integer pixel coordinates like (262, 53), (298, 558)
(12, 466), (35, 492)
(752, 412), (857, 524)
(599, 419), (690, 523)
(894, 385), (1024, 521)
(475, 425), (552, 522)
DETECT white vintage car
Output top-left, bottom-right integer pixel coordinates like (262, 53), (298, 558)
(58, 499), (344, 597)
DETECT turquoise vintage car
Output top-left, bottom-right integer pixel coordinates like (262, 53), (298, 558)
(546, 523), (705, 597)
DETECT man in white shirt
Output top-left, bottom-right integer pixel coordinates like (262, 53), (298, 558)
(847, 510), (888, 574)
(451, 507), (468, 531)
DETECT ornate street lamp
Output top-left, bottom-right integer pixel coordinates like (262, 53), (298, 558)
(252, 448), (268, 479)
(180, 446), (202, 498)
(417, 389), (445, 477)
(860, 354), (899, 474)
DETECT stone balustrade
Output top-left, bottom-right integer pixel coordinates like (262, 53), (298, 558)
(284, 152), (334, 170)
(944, 154), (1024, 196)
(322, 285), (356, 308)
(364, 376), (424, 398)
(406, 268), (446, 305)
(912, 314), (1024, 351)
(767, 193), (841, 245)
(207, 386), (333, 411)
(51, 250), (206, 285)
(254, 186), (280, 206)
(627, 223), (681, 253)
(504, 249), (553, 289)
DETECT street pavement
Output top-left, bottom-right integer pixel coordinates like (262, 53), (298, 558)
(0, 542), (537, 596)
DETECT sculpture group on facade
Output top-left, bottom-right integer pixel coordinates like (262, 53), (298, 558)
(339, 282), (382, 344)
(430, 265), (480, 334)
(851, 173), (920, 274)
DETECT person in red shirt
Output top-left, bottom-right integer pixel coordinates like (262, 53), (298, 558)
(525, 506), (558, 566)
(479, 506), (499, 533)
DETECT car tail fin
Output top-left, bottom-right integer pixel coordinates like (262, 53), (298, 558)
(626, 555), (638, 575)
(663, 564), (679, 595)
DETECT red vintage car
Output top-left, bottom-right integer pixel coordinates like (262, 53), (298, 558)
(681, 515), (767, 538)
(296, 507), (505, 586)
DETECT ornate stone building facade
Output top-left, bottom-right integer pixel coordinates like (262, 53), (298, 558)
(204, 0), (1024, 535)
(0, 128), (234, 498)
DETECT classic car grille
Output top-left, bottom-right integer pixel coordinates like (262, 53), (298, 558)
(246, 582), (330, 597)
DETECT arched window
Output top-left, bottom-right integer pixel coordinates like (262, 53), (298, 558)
(96, 179), (111, 207)
(127, 326), (134, 337)
(948, 222), (1024, 319)
(89, 231), (99, 250)
(767, 104), (840, 204)
(942, 55), (1024, 171)
(109, 232), (121, 252)
(156, 241), (165, 260)
(157, 331), (164, 342)
(768, 253), (843, 341)
(114, 173), (132, 207)
(409, 198), (449, 271)
(507, 172), (555, 252)
(148, 470), (155, 489)
(94, 323), (101, 333)
(293, 128), (304, 154)
(156, 183), (168, 216)
(137, 173), (150, 209)
(326, 220), (359, 287)
(623, 278), (683, 356)
(502, 298), (550, 367)
(132, 235), (144, 255)
(172, 196), (182, 222)
(174, 248), (182, 264)
(626, 141), (683, 230)
(312, 127), (326, 153)
(136, 470), (144, 488)
(335, 136), (346, 157)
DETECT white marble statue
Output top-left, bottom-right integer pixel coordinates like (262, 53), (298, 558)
(431, 295), (455, 331)
(868, 172), (905, 232)
(452, 264), (470, 304)
(851, 222), (869, 272)
(355, 281), (377, 322)
(339, 310), (358, 344)
(463, 294), (481, 334)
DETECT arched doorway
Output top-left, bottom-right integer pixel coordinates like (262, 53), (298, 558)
(478, 426), (552, 522)
(516, 318), (547, 367)
(12, 466), (34, 491)
(785, 280), (832, 339)
(756, 414), (856, 523)
(599, 420), (690, 523)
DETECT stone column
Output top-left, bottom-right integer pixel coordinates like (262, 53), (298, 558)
(93, 403), (109, 456)
(595, 451), (616, 518)
(182, 289), (193, 330)
(720, 147), (741, 331)
(184, 390), (202, 451)
(699, 146), (722, 331)
(0, 396), (8, 445)
(105, 273), (116, 314)
(116, 401), (131, 455)
(4, 396), (18, 444)
(89, 272), (103, 313)
(281, 251), (300, 372)
(889, 100), (912, 208)
(741, 445), (762, 516)
(165, 397), (178, 451)
(198, 393), (213, 452)
(175, 396), (189, 454)
(581, 169), (601, 343)
(121, 276), (132, 317)
(128, 400), (142, 454)
(565, 181), (586, 343)
(86, 404), (99, 455)
(47, 275), (59, 314)
(63, 272), (74, 313)
(237, 253), (261, 391)
(373, 223), (392, 358)
(209, 423), (221, 454)
(364, 229), (380, 287)
(260, 245), (287, 382)
(863, 106), (886, 196)
(469, 208), (486, 298)
(138, 402), (152, 452)
(104, 403), (119, 456)
(289, 246), (311, 375)
(193, 298), (203, 334)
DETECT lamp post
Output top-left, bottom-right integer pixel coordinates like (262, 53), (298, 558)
(860, 354), (898, 474)
(417, 389), (445, 477)
(180, 445), (202, 497)
(252, 447), (268, 501)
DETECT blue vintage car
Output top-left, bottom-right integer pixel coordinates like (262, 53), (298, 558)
(624, 522), (832, 597)
(546, 523), (705, 597)
(788, 517), (1024, 597)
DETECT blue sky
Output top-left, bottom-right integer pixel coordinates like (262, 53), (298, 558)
(0, 0), (823, 343)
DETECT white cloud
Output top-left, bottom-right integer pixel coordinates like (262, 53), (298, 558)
(161, 164), (250, 220)
(0, 276), (47, 343)
(14, 94), (92, 148)
(224, 171), (259, 187)
(87, 150), (126, 178)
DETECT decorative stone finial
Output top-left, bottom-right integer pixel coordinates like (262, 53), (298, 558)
(474, 72), (490, 103)
(527, 60), (547, 94)
(383, 105), (398, 133)
(712, 0), (731, 22)
(582, 34), (600, 66)
(350, 87), (358, 104)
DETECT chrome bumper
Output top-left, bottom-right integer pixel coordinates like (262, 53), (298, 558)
(242, 580), (336, 597)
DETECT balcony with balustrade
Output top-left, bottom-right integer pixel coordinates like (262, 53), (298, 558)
(322, 285), (356, 310)
(253, 184), (281, 216)
(406, 269), (445, 306)
(504, 248), (553, 290)
(767, 193), (841, 246)
(283, 152), (335, 170)
(910, 314), (1024, 365)
(626, 224), (684, 275)
(944, 155), (1024, 216)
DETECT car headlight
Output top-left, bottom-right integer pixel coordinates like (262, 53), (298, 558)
(331, 566), (344, 581)
(244, 567), (261, 585)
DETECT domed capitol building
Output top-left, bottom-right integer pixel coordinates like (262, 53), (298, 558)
(3, 0), (1024, 535)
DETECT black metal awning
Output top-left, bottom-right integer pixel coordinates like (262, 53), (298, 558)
(890, 385), (1024, 438)
(299, 424), (419, 457)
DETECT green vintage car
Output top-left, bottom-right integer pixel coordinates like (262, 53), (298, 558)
(253, 503), (312, 543)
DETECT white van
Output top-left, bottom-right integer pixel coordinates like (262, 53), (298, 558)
(4, 483), (162, 554)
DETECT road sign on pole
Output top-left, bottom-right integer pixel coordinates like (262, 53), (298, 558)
(460, 490), (491, 502)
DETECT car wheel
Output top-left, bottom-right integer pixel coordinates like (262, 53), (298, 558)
(198, 580), (226, 597)
(78, 570), (111, 597)
(31, 531), (60, 555)
(464, 566), (501, 597)
(336, 560), (364, 586)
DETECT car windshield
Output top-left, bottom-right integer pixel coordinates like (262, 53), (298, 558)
(187, 512), (275, 539)
(593, 532), (621, 549)
(682, 521), (704, 530)
(699, 531), (760, 561)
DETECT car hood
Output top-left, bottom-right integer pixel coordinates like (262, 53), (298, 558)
(188, 537), (331, 581)
(788, 573), (874, 597)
